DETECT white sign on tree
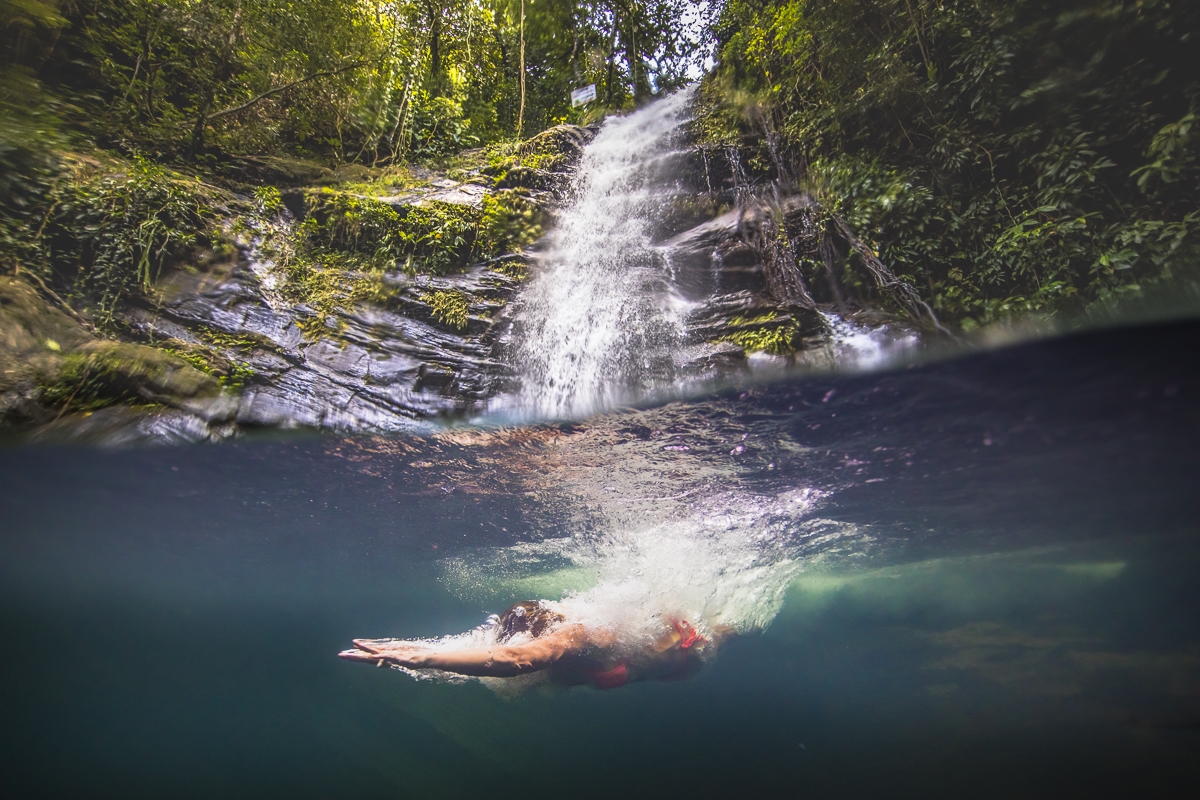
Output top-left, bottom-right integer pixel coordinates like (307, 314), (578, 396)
(571, 84), (597, 107)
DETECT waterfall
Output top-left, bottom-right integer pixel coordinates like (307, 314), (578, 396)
(508, 88), (697, 419)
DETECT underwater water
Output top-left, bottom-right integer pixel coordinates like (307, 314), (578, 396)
(2, 318), (1199, 799)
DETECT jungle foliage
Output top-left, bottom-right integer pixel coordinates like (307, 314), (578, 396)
(1, 152), (222, 327)
(1, 0), (704, 332)
(705, 0), (1200, 327)
(2, 0), (704, 167)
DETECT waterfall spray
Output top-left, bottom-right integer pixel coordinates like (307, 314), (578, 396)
(510, 88), (697, 419)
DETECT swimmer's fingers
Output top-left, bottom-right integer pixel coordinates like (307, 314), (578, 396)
(352, 637), (413, 654)
(338, 647), (411, 668)
(345, 639), (427, 665)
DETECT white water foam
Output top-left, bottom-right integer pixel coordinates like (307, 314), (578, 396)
(817, 311), (919, 371)
(509, 88), (698, 420)
(424, 485), (871, 692)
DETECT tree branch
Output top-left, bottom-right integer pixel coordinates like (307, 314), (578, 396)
(830, 214), (953, 336)
(205, 62), (366, 123)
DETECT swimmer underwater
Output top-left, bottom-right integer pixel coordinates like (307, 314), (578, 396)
(339, 601), (721, 689)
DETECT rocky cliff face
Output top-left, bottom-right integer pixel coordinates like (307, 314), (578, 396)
(2, 115), (925, 445)
(1, 126), (597, 443)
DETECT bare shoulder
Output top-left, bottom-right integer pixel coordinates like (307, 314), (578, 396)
(538, 623), (589, 648)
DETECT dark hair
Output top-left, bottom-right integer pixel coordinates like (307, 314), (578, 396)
(497, 601), (564, 641)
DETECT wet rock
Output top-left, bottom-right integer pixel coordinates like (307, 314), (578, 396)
(518, 124), (597, 169)
(420, 182), (490, 207)
(233, 155), (338, 188)
(686, 291), (827, 343)
(484, 124), (597, 198)
(72, 341), (223, 404)
(1, 277), (224, 434)
(0, 276), (93, 424)
(29, 405), (218, 446)
(493, 166), (564, 193)
(113, 251), (520, 438)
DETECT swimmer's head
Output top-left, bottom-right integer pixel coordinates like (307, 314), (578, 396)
(497, 601), (564, 641)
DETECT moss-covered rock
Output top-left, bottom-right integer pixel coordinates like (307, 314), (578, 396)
(421, 290), (471, 331)
(519, 124), (594, 167)
(1, 276), (224, 426)
(478, 190), (544, 259)
(483, 124), (595, 192)
(0, 276), (93, 421)
(716, 314), (800, 356)
(41, 341), (221, 412)
(294, 188), (482, 274)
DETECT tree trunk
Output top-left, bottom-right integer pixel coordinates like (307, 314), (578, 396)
(626, 18), (641, 102)
(517, 0), (526, 137)
(427, 1), (444, 95)
(187, 1), (244, 160)
(604, 12), (618, 105)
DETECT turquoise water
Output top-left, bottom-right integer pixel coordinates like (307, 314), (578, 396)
(2, 320), (1198, 798)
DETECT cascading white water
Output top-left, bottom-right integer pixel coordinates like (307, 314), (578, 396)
(818, 311), (920, 370)
(509, 88), (697, 419)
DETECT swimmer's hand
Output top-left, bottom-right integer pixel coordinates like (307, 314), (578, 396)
(338, 625), (591, 677)
(339, 639), (431, 669)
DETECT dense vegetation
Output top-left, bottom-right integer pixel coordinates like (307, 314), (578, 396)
(1, 0), (701, 331)
(3, 0), (700, 164)
(702, 0), (1200, 327)
(3, 0), (1199, 335)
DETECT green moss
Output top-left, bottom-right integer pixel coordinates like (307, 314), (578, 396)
(520, 151), (566, 172)
(253, 186), (283, 215)
(259, 179), (537, 341)
(332, 166), (422, 196)
(347, 274), (398, 305)
(19, 155), (222, 327)
(295, 190), (482, 276)
(491, 258), (529, 281)
(483, 129), (571, 175)
(40, 342), (220, 411)
(279, 254), (359, 339)
(717, 314), (799, 355)
(295, 314), (343, 339)
(303, 190), (402, 262)
(197, 327), (270, 354)
(274, 231), (406, 340)
(395, 201), (480, 275)
(478, 190), (544, 258)
(159, 328), (264, 390)
(484, 140), (522, 171)
(422, 290), (470, 330)
(40, 353), (114, 411)
(163, 344), (255, 391)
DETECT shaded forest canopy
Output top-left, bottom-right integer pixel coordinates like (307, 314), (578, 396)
(2, 0), (1199, 330)
(2, 0), (703, 163)
(701, 0), (1199, 326)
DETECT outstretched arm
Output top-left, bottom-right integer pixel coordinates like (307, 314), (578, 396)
(339, 625), (589, 678)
